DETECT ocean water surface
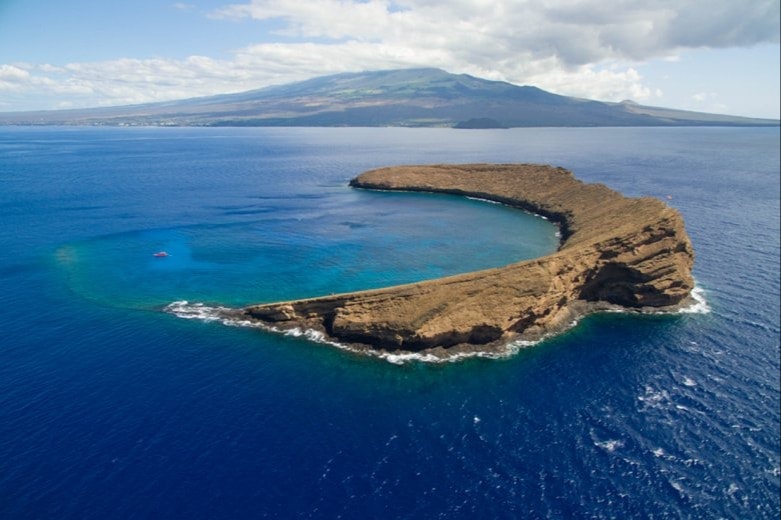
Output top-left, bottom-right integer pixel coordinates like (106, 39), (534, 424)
(0, 126), (778, 518)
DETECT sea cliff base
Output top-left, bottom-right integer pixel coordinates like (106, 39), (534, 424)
(235, 164), (696, 356)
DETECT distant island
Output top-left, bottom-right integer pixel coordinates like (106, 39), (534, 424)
(235, 164), (695, 357)
(0, 68), (777, 127)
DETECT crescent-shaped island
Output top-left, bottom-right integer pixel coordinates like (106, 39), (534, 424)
(237, 164), (695, 357)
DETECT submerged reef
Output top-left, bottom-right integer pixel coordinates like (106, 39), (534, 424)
(241, 164), (695, 355)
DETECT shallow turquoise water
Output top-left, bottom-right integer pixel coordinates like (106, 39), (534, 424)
(56, 189), (557, 310)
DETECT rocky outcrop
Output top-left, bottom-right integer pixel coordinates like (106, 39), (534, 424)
(242, 164), (695, 353)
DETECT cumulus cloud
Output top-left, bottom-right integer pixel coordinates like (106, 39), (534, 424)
(214, 0), (779, 63)
(2, 0), (778, 111)
(0, 64), (30, 82)
(0, 57), (271, 109)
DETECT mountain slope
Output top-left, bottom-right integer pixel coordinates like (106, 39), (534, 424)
(0, 68), (777, 127)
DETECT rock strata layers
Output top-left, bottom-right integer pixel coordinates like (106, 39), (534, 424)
(242, 164), (695, 353)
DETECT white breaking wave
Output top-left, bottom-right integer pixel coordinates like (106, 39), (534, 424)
(165, 283), (709, 365)
(378, 338), (541, 365)
(594, 439), (624, 453)
(677, 285), (710, 314)
(465, 196), (503, 205)
(165, 301), (262, 328)
(637, 386), (672, 411)
(599, 283), (709, 316)
(465, 196), (561, 232)
(279, 327), (352, 351)
(163, 300), (541, 365)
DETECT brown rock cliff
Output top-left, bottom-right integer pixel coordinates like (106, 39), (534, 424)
(242, 164), (695, 352)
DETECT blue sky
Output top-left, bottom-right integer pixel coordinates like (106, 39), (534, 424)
(1, 0), (779, 118)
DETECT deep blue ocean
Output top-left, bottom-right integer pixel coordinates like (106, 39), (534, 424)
(0, 126), (778, 519)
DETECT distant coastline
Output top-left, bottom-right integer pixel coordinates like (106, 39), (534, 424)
(237, 163), (696, 356)
(1, 69), (777, 127)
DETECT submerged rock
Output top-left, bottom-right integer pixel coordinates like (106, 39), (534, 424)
(243, 164), (695, 352)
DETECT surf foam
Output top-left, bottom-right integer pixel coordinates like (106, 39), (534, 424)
(164, 300), (543, 365)
(165, 283), (709, 365)
(677, 285), (710, 314)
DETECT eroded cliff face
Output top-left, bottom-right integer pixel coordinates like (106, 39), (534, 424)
(243, 164), (695, 351)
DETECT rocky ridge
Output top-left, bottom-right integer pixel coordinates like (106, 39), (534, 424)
(242, 164), (695, 354)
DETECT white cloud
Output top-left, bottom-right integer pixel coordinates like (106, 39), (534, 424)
(0, 64), (30, 81)
(692, 92), (717, 102)
(688, 91), (727, 113)
(1, 0), (778, 111)
(521, 62), (664, 102)
(213, 0), (780, 63)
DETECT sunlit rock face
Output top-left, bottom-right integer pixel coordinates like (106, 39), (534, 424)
(243, 164), (695, 353)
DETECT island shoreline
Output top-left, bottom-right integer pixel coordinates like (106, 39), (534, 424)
(166, 292), (702, 364)
(230, 163), (696, 356)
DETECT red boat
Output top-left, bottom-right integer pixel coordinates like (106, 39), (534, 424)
(153, 251), (169, 257)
